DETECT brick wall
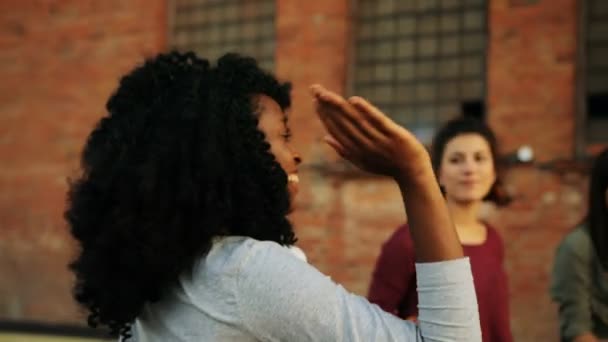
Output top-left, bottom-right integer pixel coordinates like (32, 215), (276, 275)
(488, 0), (582, 340)
(0, 0), (167, 323)
(0, 1), (601, 341)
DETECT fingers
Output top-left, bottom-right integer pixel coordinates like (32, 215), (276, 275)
(313, 93), (373, 153)
(314, 98), (358, 152)
(347, 96), (395, 135)
(349, 95), (418, 145)
(311, 85), (383, 146)
(323, 134), (347, 157)
(310, 84), (344, 106)
(324, 134), (369, 171)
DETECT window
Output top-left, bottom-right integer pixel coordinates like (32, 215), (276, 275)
(352, 0), (488, 143)
(584, 0), (608, 143)
(170, 0), (276, 70)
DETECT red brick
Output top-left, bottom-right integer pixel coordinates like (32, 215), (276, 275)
(0, 1), (600, 341)
(0, 0), (167, 323)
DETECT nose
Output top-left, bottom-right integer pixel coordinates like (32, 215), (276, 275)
(462, 158), (476, 174)
(293, 153), (302, 165)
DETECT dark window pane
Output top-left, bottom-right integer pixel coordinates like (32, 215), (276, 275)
(442, 0), (461, 9)
(171, 0), (276, 70)
(374, 64), (393, 81)
(588, 22), (608, 42)
(352, 0), (487, 129)
(462, 56), (484, 76)
(416, 61), (438, 78)
(439, 58), (460, 77)
(398, 18), (416, 35)
(418, 16), (439, 34)
(463, 33), (486, 52)
(439, 81), (461, 100)
(441, 13), (460, 32)
(588, 46), (608, 68)
(397, 62), (415, 80)
(418, 38), (438, 56)
(462, 80), (483, 99)
(464, 10), (485, 30)
(440, 36), (461, 55)
(397, 39), (415, 57)
(416, 83), (437, 102)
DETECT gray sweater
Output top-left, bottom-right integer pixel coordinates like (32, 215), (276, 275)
(551, 226), (608, 341)
(132, 236), (481, 341)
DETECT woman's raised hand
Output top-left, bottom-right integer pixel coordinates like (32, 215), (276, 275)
(311, 84), (431, 181)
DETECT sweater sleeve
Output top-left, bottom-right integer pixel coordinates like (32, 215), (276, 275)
(235, 240), (481, 341)
(550, 229), (595, 341)
(368, 225), (416, 317)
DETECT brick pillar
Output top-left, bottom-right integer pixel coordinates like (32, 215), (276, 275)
(275, 1), (353, 284)
(488, 0), (577, 161)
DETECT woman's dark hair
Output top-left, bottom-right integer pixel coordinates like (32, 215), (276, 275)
(587, 148), (608, 269)
(66, 51), (296, 339)
(431, 117), (510, 206)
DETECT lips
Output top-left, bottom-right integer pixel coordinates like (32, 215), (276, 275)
(459, 180), (478, 186)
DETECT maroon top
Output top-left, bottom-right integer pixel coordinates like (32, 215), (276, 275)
(368, 224), (513, 342)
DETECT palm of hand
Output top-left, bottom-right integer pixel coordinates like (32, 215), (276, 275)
(311, 85), (429, 179)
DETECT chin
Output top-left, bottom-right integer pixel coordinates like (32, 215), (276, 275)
(452, 193), (485, 204)
(287, 192), (298, 213)
(287, 200), (296, 213)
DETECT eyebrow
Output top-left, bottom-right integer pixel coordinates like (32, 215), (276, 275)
(447, 150), (490, 156)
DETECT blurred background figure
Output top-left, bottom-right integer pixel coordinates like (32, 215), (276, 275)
(368, 117), (513, 342)
(551, 148), (608, 342)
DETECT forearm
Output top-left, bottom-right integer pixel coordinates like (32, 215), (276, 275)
(395, 159), (463, 263)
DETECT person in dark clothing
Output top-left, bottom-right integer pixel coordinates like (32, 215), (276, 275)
(551, 148), (608, 342)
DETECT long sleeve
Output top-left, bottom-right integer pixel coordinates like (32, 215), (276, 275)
(236, 240), (481, 342)
(368, 225), (416, 317)
(551, 230), (595, 341)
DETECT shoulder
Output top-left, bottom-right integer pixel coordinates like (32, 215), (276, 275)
(384, 223), (414, 249)
(231, 239), (337, 312)
(229, 237), (304, 268)
(561, 226), (592, 248)
(551, 227), (594, 290)
(482, 224), (505, 248)
(483, 223), (502, 239)
(556, 226), (593, 260)
(287, 245), (308, 262)
(193, 237), (305, 280)
(232, 238), (312, 281)
(378, 223), (415, 262)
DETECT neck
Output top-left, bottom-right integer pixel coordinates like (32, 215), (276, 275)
(446, 199), (482, 230)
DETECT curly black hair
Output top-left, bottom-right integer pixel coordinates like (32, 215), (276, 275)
(66, 51), (296, 339)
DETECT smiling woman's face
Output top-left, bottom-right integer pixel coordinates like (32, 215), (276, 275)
(256, 95), (302, 209)
(438, 133), (496, 205)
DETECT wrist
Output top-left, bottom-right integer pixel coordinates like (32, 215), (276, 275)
(393, 154), (435, 188)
